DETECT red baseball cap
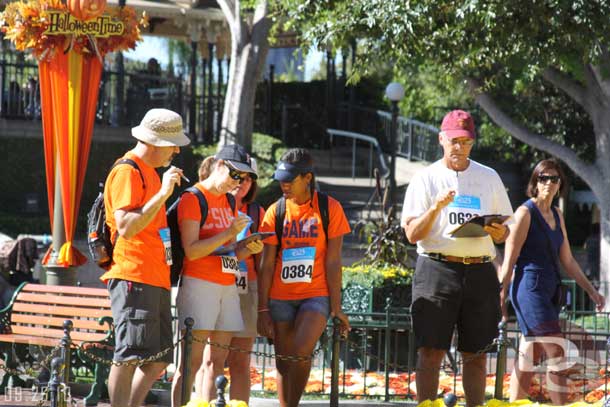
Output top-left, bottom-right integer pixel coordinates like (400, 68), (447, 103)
(440, 110), (476, 139)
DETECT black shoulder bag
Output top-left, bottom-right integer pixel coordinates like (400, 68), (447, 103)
(528, 204), (569, 308)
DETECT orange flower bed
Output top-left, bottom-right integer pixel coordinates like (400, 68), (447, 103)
(220, 367), (610, 402)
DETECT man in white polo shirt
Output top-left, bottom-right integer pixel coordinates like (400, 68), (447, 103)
(401, 110), (513, 407)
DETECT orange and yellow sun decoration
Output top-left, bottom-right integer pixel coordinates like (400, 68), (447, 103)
(1, 0), (146, 267)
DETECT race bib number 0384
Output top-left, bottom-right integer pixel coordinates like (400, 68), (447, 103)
(281, 247), (315, 284)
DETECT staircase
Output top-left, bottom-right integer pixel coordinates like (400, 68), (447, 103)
(310, 146), (400, 266)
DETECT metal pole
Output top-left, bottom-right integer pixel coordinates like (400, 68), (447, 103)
(267, 64), (275, 135)
(216, 57), (223, 142)
(494, 321), (507, 399)
(188, 41), (198, 138)
(181, 317), (194, 405)
(281, 102), (288, 144)
(0, 34), (5, 118)
(352, 138), (356, 179)
(384, 300), (391, 402)
(389, 100), (398, 204)
(408, 120), (414, 161)
(215, 375), (228, 407)
(49, 357), (65, 407)
(205, 43), (214, 144)
(330, 317), (341, 407)
(110, 0), (126, 126)
(60, 320), (73, 386)
(200, 57), (207, 144)
(348, 40), (356, 131)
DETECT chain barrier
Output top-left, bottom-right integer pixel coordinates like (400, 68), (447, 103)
(201, 337), (326, 363)
(342, 336), (499, 374)
(77, 337), (182, 367)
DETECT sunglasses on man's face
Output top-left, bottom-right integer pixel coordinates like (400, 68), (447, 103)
(225, 164), (245, 182)
(538, 175), (560, 184)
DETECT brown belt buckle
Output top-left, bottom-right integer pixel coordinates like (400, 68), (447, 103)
(462, 256), (475, 265)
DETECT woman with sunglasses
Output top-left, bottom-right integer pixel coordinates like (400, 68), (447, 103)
(258, 148), (351, 407)
(224, 158), (265, 404)
(499, 158), (604, 403)
(171, 144), (263, 406)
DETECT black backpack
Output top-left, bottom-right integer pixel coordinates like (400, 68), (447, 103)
(166, 188), (236, 286)
(247, 202), (262, 234)
(274, 192), (329, 249)
(87, 159), (144, 268)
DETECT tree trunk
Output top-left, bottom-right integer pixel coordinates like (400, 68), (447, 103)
(217, 0), (271, 151)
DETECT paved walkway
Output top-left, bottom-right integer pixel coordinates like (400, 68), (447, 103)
(0, 388), (417, 406)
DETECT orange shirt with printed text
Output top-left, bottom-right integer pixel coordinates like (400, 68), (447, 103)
(178, 184), (237, 285)
(240, 203), (266, 281)
(101, 152), (170, 289)
(260, 192), (351, 300)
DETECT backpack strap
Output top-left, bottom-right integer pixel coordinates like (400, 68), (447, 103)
(111, 158), (145, 187)
(226, 193), (236, 214)
(318, 192), (330, 242)
(185, 187), (208, 226)
(247, 202), (261, 234)
(275, 192), (330, 249)
(107, 158), (145, 246)
(275, 197), (286, 249)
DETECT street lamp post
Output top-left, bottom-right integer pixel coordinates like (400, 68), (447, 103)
(385, 82), (405, 204)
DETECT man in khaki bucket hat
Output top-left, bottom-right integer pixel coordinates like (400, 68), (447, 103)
(101, 108), (190, 407)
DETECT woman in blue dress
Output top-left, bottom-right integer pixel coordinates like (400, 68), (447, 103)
(500, 159), (604, 404)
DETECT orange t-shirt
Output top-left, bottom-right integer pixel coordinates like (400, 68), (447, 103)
(101, 152), (170, 289)
(178, 184), (237, 285)
(260, 192), (351, 300)
(240, 203), (266, 282)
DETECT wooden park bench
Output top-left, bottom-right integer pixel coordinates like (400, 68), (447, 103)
(0, 283), (114, 406)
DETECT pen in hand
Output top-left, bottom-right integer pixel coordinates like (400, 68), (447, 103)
(171, 166), (190, 183)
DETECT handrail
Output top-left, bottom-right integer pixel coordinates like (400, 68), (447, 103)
(326, 128), (389, 180)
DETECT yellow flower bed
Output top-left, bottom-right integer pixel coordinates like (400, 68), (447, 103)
(183, 399), (248, 407)
(416, 399), (605, 407)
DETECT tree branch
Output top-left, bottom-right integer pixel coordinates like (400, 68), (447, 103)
(466, 77), (602, 189)
(588, 63), (610, 101)
(216, 0), (236, 26)
(542, 67), (590, 113)
(253, 0), (268, 24)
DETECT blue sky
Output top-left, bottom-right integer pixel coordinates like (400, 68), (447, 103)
(125, 35), (324, 81)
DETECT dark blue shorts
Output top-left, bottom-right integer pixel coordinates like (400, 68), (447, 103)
(269, 296), (330, 322)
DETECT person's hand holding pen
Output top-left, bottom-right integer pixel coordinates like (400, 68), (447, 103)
(170, 166), (190, 184)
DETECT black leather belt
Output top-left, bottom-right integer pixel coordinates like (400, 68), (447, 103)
(424, 252), (492, 264)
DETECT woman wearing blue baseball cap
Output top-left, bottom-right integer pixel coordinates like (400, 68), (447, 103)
(257, 148), (351, 407)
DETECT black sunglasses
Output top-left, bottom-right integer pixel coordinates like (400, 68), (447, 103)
(225, 163), (245, 182)
(538, 175), (560, 184)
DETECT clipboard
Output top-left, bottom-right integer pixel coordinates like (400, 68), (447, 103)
(448, 214), (510, 238)
(213, 232), (276, 255)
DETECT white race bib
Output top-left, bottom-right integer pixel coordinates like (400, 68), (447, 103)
(221, 256), (240, 275)
(158, 228), (172, 265)
(446, 195), (481, 230)
(280, 247), (315, 284)
(235, 270), (248, 294)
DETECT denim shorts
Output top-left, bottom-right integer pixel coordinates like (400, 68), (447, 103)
(269, 296), (330, 322)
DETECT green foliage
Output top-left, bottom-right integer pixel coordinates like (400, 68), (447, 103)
(277, 0), (607, 168)
(344, 170), (413, 288)
(342, 263), (412, 289)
